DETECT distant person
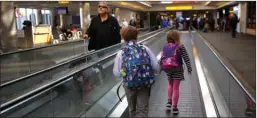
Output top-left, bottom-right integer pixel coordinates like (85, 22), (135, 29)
(209, 17), (215, 32)
(159, 30), (192, 115)
(222, 17), (227, 32)
(135, 18), (141, 28)
(84, 1), (121, 51)
(161, 18), (169, 28)
(122, 19), (128, 27)
(230, 13), (240, 38)
(203, 20), (209, 32)
(129, 17), (136, 27)
(70, 24), (77, 32)
(113, 26), (159, 117)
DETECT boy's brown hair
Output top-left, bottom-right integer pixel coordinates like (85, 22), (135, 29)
(120, 26), (138, 42)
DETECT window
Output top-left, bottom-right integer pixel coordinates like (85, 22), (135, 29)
(41, 10), (52, 25)
(15, 8), (52, 30)
(16, 8), (26, 30)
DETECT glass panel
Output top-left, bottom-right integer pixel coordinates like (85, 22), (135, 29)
(0, 28), (164, 117)
(0, 29), (159, 107)
(16, 8), (27, 30)
(26, 8), (32, 21)
(191, 31), (256, 117)
(33, 9), (38, 25)
(0, 29), (153, 84)
(50, 55), (120, 117)
(51, 78), (85, 117)
(0, 40), (84, 84)
(1, 89), (54, 118)
(0, 51), (31, 84)
(0, 71), (51, 106)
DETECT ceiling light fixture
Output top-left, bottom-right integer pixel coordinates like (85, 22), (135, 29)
(205, 1), (211, 6)
(138, 2), (152, 7)
(161, 1), (173, 4)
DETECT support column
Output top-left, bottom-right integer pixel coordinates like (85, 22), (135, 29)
(0, 1), (17, 52)
(239, 2), (247, 34)
(37, 9), (42, 24)
(114, 8), (120, 23)
(147, 12), (150, 28)
(59, 14), (64, 29)
(212, 10), (218, 27)
(80, 2), (90, 34)
(50, 8), (55, 27)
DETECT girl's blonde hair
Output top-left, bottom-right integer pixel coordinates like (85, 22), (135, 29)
(166, 30), (181, 47)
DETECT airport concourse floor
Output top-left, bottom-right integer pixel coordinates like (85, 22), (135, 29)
(0, 30), (151, 85)
(198, 31), (256, 93)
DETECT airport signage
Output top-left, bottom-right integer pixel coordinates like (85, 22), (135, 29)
(165, 6), (193, 11)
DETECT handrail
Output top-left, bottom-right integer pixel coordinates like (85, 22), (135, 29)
(190, 26), (256, 103)
(0, 28), (168, 110)
(0, 27), (152, 56)
(1, 38), (85, 56)
(0, 28), (164, 87)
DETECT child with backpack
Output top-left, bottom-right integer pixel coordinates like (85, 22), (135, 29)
(113, 26), (159, 117)
(160, 30), (192, 115)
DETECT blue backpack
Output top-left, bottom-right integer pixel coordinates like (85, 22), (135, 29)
(121, 41), (155, 88)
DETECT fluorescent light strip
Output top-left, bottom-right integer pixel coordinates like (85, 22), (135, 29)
(205, 1), (211, 6)
(139, 2), (152, 7)
(161, 1), (173, 4)
(190, 33), (217, 117)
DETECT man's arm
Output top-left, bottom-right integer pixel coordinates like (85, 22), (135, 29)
(84, 19), (93, 39)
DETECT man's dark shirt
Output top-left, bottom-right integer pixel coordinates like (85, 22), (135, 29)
(230, 15), (239, 29)
(86, 14), (121, 51)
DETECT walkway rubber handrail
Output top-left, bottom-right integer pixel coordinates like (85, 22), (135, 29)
(0, 28), (168, 110)
(0, 28), (163, 88)
(190, 26), (256, 103)
(1, 38), (86, 56)
(0, 27), (152, 56)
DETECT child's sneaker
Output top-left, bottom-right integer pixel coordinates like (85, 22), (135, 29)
(173, 108), (179, 115)
(166, 100), (172, 108)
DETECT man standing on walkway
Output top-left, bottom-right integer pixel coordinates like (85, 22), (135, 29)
(230, 13), (239, 38)
(84, 1), (121, 51)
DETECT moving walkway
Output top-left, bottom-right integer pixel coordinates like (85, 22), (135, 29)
(0, 27), (255, 118)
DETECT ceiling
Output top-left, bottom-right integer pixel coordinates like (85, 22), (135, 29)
(13, 1), (235, 12)
(110, 1), (235, 11)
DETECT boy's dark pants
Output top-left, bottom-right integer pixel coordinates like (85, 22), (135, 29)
(124, 86), (151, 117)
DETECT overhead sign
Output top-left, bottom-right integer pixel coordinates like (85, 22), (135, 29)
(58, 1), (69, 4)
(165, 6), (193, 11)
